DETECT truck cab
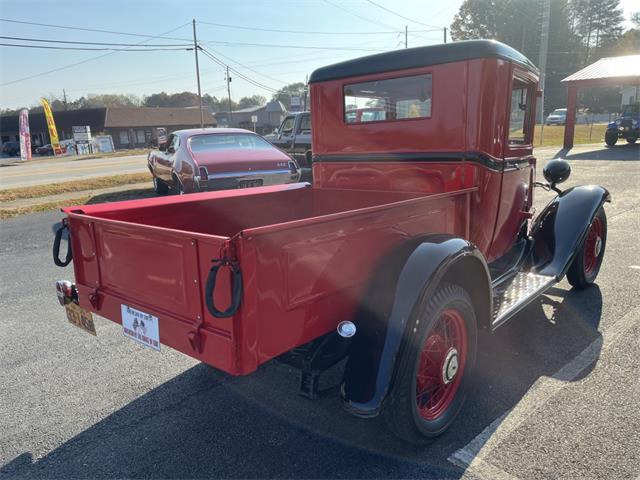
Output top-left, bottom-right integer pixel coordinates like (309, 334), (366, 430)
(268, 111), (313, 168)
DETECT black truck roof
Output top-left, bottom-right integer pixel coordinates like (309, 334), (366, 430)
(308, 40), (538, 83)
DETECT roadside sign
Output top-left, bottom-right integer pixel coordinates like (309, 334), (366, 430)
(72, 126), (91, 142)
(157, 127), (167, 145)
(290, 96), (301, 107)
(19, 109), (31, 161)
(95, 135), (114, 153)
(251, 115), (258, 123)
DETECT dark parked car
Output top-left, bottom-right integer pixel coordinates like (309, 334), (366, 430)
(36, 144), (55, 156)
(605, 103), (639, 146)
(2, 141), (20, 156)
(147, 128), (301, 195)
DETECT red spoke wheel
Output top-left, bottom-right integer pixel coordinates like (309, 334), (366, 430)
(415, 309), (468, 421)
(384, 284), (477, 444)
(567, 206), (607, 289)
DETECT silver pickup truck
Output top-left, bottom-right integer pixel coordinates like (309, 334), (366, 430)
(265, 111), (312, 169)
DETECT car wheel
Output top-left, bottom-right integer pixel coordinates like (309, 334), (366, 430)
(605, 131), (618, 147)
(152, 176), (169, 195)
(626, 136), (637, 144)
(567, 206), (607, 289)
(383, 283), (477, 444)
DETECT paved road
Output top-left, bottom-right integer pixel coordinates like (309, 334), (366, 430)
(0, 144), (638, 478)
(0, 154), (148, 190)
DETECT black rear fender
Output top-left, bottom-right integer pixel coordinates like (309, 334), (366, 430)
(342, 235), (491, 418)
(530, 185), (611, 278)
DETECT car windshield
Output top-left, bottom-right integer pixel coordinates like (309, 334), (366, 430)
(551, 109), (566, 115)
(188, 133), (273, 152)
(621, 104), (639, 116)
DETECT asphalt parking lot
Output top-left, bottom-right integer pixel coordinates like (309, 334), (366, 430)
(0, 144), (638, 479)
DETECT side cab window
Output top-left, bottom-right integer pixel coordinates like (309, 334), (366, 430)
(507, 72), (537, 147)
(281, 116), (295, 135)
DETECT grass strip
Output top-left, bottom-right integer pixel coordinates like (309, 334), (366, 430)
(0, 188), (156, 220)
(0, 172), (151, 202)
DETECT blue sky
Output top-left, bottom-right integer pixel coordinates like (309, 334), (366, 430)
(0, 0), (637, 110)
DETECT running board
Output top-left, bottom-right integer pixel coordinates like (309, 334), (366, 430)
(492, 272), (556, 329)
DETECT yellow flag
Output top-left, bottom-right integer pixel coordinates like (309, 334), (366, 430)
(40, 98), (62, 155)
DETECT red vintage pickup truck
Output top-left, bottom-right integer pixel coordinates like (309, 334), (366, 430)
(54, 40), (609, 444)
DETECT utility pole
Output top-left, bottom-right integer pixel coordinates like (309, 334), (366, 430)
(192, 19), (204, 128)
(62, 89), (68, 110)
(226, 66), (233, 124)
(443, 27), (447, 43)
(537, 0), (550, 126)
(405, 25), (408, 48)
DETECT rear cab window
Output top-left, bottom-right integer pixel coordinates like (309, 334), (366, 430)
(343, 73), (432, 124)
(297, 114), (312, 133)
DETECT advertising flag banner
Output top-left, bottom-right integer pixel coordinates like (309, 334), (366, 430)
(40, 98), (63, 155)
(18, 109), (32, 161)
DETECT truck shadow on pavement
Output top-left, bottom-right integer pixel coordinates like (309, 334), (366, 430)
(1, 285), (603, 479)
(552, 143), (639, 161)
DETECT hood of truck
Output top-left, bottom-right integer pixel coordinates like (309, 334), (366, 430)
(191, 147), (293, 174)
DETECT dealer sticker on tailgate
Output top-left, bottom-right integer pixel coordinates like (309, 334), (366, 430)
(121, 305), (160, 351)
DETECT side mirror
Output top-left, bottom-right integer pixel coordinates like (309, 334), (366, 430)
(543, 159), (571, 191)
(159, 143), (167, 152)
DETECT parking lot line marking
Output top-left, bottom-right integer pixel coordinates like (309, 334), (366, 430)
(448, 306), (640, 479)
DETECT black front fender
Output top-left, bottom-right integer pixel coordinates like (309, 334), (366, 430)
(531, 185), (611, 278)
(342, 235), (490, 418)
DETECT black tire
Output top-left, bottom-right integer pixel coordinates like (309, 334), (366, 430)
(626, 136), (637, 144)
(152, 176), (169, 195)
(605, 131), (618, 147)
(567, 206), (607, 289)
(383, 283), (477, 444)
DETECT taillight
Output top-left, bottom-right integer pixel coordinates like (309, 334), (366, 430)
(56, 280), (76, 306)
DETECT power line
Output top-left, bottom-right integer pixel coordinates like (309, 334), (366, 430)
(200, 48), (279, 93)
(1, 23), (191, 87)
(321, 0), (399, 30)
(0, 43), (191, 52)
(0, 18), (191, 42)
(0, 35), (191, 47)
(198, 38), (385, 52)
(199, 47), (279, 93)
(197, 20), (431, 35)
(199, 43), (286, 85)
(363, 0), (441, 29)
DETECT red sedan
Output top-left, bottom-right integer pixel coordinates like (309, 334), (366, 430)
(147, 128), (301, 194)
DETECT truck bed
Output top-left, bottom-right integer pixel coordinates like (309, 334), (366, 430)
(64, 183), (475, 374)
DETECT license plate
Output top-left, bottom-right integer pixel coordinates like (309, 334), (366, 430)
(65, 302), (96, 336)
(238, 179), (263, 188)
(121, 305), (160, 351)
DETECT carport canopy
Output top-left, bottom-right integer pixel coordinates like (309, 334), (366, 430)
(561, 55), (640, 149)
